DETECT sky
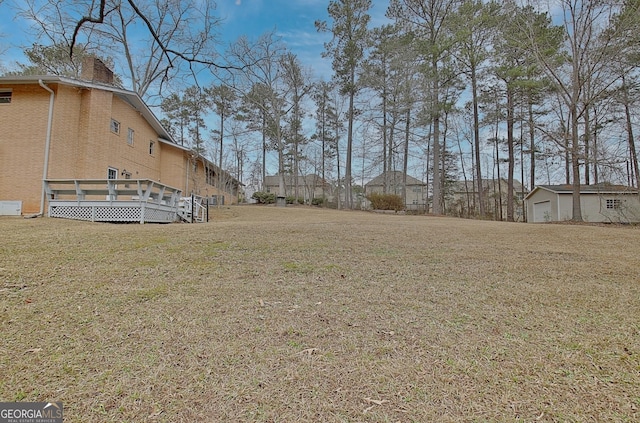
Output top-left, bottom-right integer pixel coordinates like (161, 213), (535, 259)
(214, 0), (391, 80)
(0, 0), (391, 81)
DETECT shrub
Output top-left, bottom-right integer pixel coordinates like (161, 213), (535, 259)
(285, 196), (304, 205)
(366, 193), (405, 212)
(251, 191), (276, 204)
(311, 197), (326, 206)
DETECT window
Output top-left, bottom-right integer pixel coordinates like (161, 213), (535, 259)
(110, 119), (120, 134)
(0, 90), (12, 104)
(149, 140), (155, 155)
(127, 128), (134, 145)
(606, 199), (621, 210)
(107, 167), (118, 180)
(205, 165), (216, 186)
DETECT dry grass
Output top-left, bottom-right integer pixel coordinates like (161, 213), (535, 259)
(1, 206), (639, 422)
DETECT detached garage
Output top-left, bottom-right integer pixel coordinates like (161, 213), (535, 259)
(525, 184), (640, 223)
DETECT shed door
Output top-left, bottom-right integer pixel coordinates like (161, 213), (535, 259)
(533, 200), (551, 222)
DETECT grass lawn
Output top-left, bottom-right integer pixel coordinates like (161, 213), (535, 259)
(1, 206), (639, 422)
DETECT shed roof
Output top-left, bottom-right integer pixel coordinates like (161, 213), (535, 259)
(525, 183), (638, 200)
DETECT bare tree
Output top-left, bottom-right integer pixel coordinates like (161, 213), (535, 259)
(451, 0), (500, 217)
(19, 0), (233, 98)
(527, 0), (629, 221)
(388, 0), (461, 214)
(316, 0), (372, 209)
(206, 83), (237, 206)
(281, 53), (312, 201)
(311, 81), (340, 202)
(227, 32), (288, 198)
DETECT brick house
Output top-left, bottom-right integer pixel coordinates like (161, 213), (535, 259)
(0, 59), (240, 216)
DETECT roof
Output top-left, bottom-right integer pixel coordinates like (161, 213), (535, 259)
(193, 154), (244, 187)
(0, 75), (187, 152)
(366, 171), (425, 187)
(524, 183), (638, 200)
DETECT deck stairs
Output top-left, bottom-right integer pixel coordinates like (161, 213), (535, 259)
(177, 195), (207, 223)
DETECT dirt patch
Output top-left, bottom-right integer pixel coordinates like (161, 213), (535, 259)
(1, 207), (639, 422)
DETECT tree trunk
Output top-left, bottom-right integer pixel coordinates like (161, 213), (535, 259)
(495, 137), (502, 221)
(345, 87), (354, 209)
(623, 79), (640, 192)
(261, 113), (266, 191)
(528, 100), (535, 192)
(583, 106), (591, 185)
(570, 104), (583, 222)
(431, 60), (442, 215)
(382, 61), (388, 194)
(471, 66), (485, 217)
(321, 110), (326, 200)
(403, 108), (410, 207)
(218, 109), (224, 208)
(506, 83), (515, 222)
(336, 115), (342, 210)
(564, 123), (570, 185)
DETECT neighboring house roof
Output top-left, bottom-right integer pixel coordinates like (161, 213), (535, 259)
(0, 74), (188, 152)
(525, 183), (638, 200)
(366, 171), (425, 187)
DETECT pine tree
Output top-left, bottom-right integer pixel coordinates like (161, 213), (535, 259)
(316, 0), (372, 209)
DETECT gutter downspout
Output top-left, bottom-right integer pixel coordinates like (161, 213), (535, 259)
(39, 80), (55, 216)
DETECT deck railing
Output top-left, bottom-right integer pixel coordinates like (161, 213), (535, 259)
(44, 179), (183, 223)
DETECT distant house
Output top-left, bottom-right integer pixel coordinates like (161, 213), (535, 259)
(0, 58), (241, 216)
(263, 174), (334, 203)
(446, 178), (529, 221)
(364, 171), (426, 211)
(524, 184), (640, 223)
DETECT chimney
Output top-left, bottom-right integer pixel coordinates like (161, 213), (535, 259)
(81, 57), (114, 85)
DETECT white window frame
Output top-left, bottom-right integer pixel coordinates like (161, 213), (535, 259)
(149, 140), (155, 155)
(127, 128), (134, 145)
(107, 167), (118, 180)
(606, 199), (621, 210)
(110, 119), (120, 134)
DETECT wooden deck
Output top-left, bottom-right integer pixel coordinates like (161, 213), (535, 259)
(44, 179), (183, 223)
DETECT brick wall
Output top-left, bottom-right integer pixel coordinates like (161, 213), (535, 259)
(0, 84), (50, 213)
